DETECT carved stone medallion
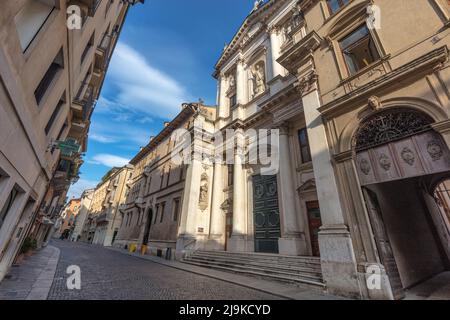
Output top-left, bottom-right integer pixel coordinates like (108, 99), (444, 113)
(401, 147), (415, 166)
(427, 140), (443, 161)
(379, 154), (391, 171)
(359, 158), (371, 176)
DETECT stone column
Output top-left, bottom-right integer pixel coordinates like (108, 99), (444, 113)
(206, 160), (225, 250)
(218, 74), (228, 119)
(176, 154), (202, 259)
(300, 75), (360, 297)
(236, 58), (245, 105)
(269, 27), (283, 80)
(277, 124), (308, 255)
(228, 129), (247, 252)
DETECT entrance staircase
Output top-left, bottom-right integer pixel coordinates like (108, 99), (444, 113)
(181, 250), (325, 289)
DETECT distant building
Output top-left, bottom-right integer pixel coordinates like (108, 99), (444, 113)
(80, 166), (133, 246)
(114, 103), (216, 258)
(54, 198), (81, 239)
(71, 189), (95, 242)
(0, 0), (136, 281)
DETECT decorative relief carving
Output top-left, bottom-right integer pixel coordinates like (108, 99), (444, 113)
(346, 66), (385, 92)
(355, 109), (433, 151)
(294, 71), (318, 94)
(199, 173), (209, 210)
(378, 154), (391, 171)
(427, 140), (443, 161)
(368, 96), (381, 110)
(401, 147), (415, 166)
(255, 184), (264, 198)
(359, 158), (371, 176)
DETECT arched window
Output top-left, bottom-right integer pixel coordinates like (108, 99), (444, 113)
(355, 109), (433, 151)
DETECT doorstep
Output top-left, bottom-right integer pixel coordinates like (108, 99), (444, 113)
(107, 247), (348, 300)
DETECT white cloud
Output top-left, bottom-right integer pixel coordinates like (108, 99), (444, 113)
(107, 42), (191, 119)
(67, 179), (98, 200)
(89, 154), (130, 167)
(90, 133), (117, 144)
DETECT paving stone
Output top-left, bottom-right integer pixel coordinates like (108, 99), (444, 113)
(48, 240), (280, 300)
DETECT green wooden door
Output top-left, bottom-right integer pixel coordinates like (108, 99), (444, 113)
(252, 175), (280, 253)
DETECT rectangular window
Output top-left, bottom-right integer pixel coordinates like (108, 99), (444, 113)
(81, 33), (95, 66)
(160, 202), (165, 223)
(15, 0), (55, 52)
(230, 94), (237, 108)
(173, 198), (180, 222)
(298, 128), (312, 163)
(154, 205), (159, 224)
(0, 186), (21, 229)
(45, 92), (66, 135)
(34, 48), (64, 105)
(105, 0), (114, 17)
(326, 0), (350, 15)
(227, 164), (234, 186)
(339, 25), (380, 76)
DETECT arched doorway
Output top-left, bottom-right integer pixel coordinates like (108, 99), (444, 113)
(354, 108), (450, 298)
(142, 208), (153, 246)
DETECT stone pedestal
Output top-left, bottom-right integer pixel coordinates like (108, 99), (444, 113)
(318, 224), (361, 298)
(206, 161), (225, 251)
(227, 235), (247, 252)
(175, 235), (197, 260)
(278, 234), (308, 256)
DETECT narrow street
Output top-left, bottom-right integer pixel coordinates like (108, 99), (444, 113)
(47, 241), (281, 300)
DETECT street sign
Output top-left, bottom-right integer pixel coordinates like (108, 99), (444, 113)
(56, 139), (80, 157)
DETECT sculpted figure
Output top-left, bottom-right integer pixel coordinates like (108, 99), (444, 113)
(251, 63), (266, 97)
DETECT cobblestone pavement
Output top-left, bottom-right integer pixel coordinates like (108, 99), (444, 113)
(48, 240), (281, 300)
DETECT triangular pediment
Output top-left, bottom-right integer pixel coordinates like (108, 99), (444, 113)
(297, 179), (316, 193)
(215, 0), (292, 71)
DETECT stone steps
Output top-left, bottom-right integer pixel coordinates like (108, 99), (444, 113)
(181, 250), (325, 289)
(196, 250), (321, 266)
(189, 253), (322, 274)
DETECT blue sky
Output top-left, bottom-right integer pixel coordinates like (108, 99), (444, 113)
(68, 0), (254, 198)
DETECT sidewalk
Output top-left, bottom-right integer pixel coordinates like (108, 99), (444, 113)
(0, 245), (60, 300)
(108, 247), (347, 300)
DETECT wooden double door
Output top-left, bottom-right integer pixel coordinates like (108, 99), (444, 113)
(252, 175), (281, 253)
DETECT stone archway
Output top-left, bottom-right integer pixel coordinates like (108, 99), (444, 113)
(353, 108), (450, 299)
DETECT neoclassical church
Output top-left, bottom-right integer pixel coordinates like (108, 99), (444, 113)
(114, 0), (450, 299)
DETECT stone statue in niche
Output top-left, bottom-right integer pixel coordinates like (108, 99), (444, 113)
(250, 62), (266, 98)
(199, 173), (209, 210)
(229, 74), (235, 90)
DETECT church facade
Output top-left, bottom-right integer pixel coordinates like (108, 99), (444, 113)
(114, 0), (450, 299)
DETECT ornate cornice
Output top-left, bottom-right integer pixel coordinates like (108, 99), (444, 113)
(214, 0), (291, 73)
(319, 46), (449, 119)
(277, 30), (322, 74)
(294, 70), (318, 95)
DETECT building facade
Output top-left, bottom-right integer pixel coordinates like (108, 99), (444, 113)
(78, 166), (132, 246)
(70, 188), (94, 241)
(111, 0), (450, 299)
(54, 198), (81, 239)
(0, 0), (133, 281)
(92, 166), (132, 246)
(279, 0), (450, 299)
(114, 103), (216, 258)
